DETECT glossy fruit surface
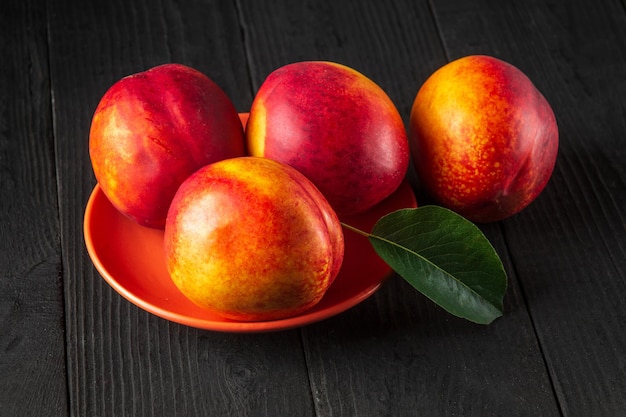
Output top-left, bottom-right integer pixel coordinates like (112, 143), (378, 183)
(409, 55), (558, 222)
(163, 156), (344, 322)
(89, 63), (244, 228)
(246, 61), (410, 216)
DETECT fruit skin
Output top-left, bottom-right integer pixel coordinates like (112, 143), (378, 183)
(339, 180), (417, 284)
(89, 63), (245, 229)
(409, 55), (558, 222)
(246, 61), (410, 217)
(163, 156), (344, 322)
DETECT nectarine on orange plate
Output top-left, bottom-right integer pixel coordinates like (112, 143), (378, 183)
(89, 63), (245, 229)
(84, 108), (417, 332)
(246, 61), (410, 217)
(83, 178), (416, 332)
(163, 156), (344, 322)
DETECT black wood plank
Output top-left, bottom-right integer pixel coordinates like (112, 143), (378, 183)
(0, 1), (68, 416)
(239, 1), (561, 415)
(237, 0), (446, 118)
(430, 0), (626, 415)
(47, 1), (314, 415)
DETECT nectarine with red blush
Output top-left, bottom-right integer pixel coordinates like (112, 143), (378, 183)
(246, 61), (410, 217)
(163, 156), (344, 322)
(89, 63), (245, 228)
(409, 55), (558, 222)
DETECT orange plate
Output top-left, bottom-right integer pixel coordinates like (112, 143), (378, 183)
(83, 113), (417, 332)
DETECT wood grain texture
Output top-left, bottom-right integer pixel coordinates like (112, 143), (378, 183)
(431, 0), (626, 415)
(239, 1), (562, 415)
(47, 1), (313, 416)
(301, 225), (561, 417)
(2, 0), (621, 415)
(237, 0), (447, 121)
(0, 1), (68, 416)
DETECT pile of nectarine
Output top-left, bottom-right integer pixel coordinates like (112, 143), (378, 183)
(89, 56), (557, 322)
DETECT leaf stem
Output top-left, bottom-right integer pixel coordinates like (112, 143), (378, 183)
(341, 222), (403, 250)
(340, 222), (371, 238)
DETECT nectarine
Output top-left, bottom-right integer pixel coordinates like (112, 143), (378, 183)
(409, 55), (558, 222)
(246, 61), (410, 216)
(163, 156), (344, 321)
(89, 63), (245, 228)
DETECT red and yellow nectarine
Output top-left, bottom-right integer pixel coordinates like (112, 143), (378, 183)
(246, 61), (410, 217)
(89, 63), (245, 229)
(409, 55), (558, 222)
(163, 156), (344, 322)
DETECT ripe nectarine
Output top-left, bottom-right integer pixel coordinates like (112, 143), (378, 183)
(163, 156), (344, 322)
(89, 63), (245, 228)
(246, 61), (410, 216)
(409, 55), (558, 222)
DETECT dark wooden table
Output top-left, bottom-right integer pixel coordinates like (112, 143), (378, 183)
(2, 1), (625, 416)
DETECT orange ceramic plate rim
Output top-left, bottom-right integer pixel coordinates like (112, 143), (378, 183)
(84, 185), (398, 333)
(83, 112), (416, 333)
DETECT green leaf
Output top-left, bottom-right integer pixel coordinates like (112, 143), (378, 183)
(367, 206), (507, 324)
